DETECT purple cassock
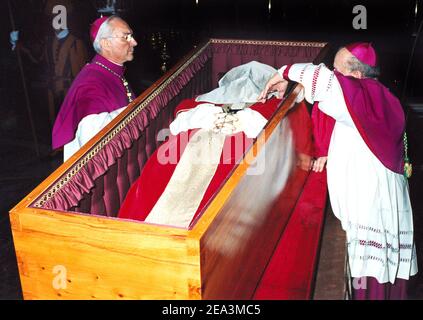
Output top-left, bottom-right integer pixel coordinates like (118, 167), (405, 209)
(335, 70), (405, 174)
(311, 71), (405, 174)
(339, 73), (409, 300)
(341, 42), (405, 174)
(52, 54), (134, 149)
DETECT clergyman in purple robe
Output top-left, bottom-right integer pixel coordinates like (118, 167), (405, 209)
(52, 15), (137, 161)
(259, 42), (418, 300)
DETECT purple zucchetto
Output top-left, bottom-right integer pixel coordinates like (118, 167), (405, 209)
(90, 16), (109, 42)
(345, 42), (378, 67)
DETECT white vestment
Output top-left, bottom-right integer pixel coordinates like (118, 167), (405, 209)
(279, 63), (417, 284)
(63, 107), (125, 161)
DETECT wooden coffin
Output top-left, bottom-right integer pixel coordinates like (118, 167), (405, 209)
(9, 39), (328, 300)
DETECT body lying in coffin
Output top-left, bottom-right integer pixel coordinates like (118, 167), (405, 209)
(118, 61), (313, 228)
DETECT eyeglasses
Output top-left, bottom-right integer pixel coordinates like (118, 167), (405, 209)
(105, 33), (135, 43)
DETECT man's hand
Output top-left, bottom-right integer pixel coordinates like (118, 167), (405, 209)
(272, 81), (289, 99)
(296, 153), (313, 171)
(257, 72), (287, 103)
(312, 157), (328, 172)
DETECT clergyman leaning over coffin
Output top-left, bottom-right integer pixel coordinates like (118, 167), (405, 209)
(258, 43), (417, 300)
(51, 15), (137, 162)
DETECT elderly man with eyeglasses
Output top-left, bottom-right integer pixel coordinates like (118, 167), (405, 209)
(52, 16), (138, 161)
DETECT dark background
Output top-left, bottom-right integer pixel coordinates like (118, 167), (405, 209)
(0, 0), (422, 300)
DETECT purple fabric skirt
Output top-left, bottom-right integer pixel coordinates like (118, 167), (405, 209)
(352, 277), (408, 300)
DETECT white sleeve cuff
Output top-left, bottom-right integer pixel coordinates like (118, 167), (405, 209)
(169, 104), (222, 135)
(277, 65), (287, 79)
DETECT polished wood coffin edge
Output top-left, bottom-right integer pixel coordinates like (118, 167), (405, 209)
(211, 38), (327, 48)
(10, 206), (189, 237)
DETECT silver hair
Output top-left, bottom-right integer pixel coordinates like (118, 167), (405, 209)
(93, 16), (120, 54)
(346, 54), (380, 79)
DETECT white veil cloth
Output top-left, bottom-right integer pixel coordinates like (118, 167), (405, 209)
(196, 61), (278, 104)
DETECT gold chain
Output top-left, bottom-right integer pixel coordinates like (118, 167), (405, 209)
(94, 61), (133, 103)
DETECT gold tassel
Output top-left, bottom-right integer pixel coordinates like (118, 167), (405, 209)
(404, 161), (413, 179)
(404, 132), (412, 178)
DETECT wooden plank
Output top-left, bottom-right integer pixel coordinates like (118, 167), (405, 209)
(10, 208), (201, 300)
